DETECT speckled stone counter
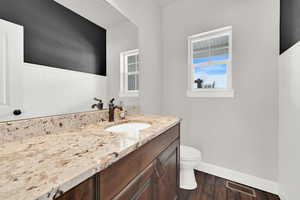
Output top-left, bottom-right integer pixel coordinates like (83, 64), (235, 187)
(0, 110), (109, 144)
(0, 114), (180, 200)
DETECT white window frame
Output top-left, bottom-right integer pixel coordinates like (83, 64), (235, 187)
(187, 26), (234, 98)
(119, 49), (139, 98)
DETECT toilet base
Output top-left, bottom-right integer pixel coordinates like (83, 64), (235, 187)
(180, 168), (197, 190)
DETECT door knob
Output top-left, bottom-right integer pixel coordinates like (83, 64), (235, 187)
(13, 109), (22, 116)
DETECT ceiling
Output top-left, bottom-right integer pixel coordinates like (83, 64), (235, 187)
(54, 0), (130, 29)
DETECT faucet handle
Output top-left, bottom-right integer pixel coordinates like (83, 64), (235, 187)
(110, 98), (115, 104)
(94, 97), (102, 102)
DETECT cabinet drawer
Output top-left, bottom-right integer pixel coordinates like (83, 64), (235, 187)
(99, 124), (180, 200)
(112, 162), (155, 200)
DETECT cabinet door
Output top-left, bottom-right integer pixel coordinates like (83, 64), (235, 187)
(100, 124), (179, 200)
(155, 139), (180, 200)
(54, 177), (96, 200)
(113, 163), (155, 200)
(134, 182), (153, 200)
(0, 19), (23, 121)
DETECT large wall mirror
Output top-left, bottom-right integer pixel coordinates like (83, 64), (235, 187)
(0, 0), (139, 122)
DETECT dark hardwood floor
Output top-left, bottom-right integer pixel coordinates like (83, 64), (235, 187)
(179, 171), (280, 200)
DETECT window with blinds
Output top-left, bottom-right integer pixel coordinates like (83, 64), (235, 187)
(120, 49), (139, 97)
(187, 26), (234, 98)
(127, 53), (139, 91)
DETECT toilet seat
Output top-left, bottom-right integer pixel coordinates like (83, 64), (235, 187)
(180, 145), (201, 161)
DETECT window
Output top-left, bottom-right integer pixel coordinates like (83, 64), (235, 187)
(187, 26), (234, 98)
(120, 49), (139, 97)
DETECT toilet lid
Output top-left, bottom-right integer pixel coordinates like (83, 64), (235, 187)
(180, 145), (201, 161)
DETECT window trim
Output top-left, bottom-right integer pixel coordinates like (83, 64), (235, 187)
(119, 49), (139, 98)
(187, 26), (234, 98)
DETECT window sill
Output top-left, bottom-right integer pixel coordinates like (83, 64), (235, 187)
(119, 92), (139, 98)
(187, 89), (235, 98)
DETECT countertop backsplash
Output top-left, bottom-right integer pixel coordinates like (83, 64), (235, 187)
(0, 110), (109, 144)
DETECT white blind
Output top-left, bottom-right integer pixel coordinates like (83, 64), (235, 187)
(193, 35), (229, 60)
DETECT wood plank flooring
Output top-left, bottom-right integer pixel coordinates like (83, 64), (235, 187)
(179, 171), (280, 200)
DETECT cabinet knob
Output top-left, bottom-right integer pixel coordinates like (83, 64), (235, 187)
(13, 109), (22, 116)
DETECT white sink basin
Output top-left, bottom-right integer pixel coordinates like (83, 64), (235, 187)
(105, 122), (151, 133)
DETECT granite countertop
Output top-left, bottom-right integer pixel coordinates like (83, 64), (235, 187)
(0, 115), (180, 200)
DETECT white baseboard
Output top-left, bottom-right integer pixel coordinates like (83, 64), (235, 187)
(195, 162), (278, 195)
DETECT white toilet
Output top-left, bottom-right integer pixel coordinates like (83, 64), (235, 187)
(180, 145), (202, 190)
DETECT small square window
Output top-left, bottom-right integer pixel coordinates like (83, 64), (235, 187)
(120, 49), (139, 97)
(187, 26), (234, 98)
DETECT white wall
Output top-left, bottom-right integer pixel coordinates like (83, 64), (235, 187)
(106, 0), (163, 114)
(54, 0), (127, 30)
(278, 42), (300, 200)
(22, 63), (107, 119)
(107, 21), (139, 106)
(162, 0), (279, 181)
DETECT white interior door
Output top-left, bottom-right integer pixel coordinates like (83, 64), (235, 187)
(0, 19), (23, 121)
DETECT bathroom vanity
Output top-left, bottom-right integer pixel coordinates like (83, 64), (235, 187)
(56, 124), (180, 200)
(0, 113), (180, 200)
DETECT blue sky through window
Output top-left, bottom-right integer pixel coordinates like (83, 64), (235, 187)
(193, 55), (228, 88)
(195, 64), (227, 75)
(193, 55), (229, 64)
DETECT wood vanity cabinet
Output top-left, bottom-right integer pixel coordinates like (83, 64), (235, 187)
(55, 124), (180, 200)
(105, 139), (180, 200)
(111, 161), (156, 200)
(54, 177), (96, 200)
(155, 139), (179, 200)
